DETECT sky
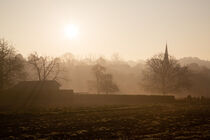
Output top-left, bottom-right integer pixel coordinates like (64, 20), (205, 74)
(0, 0), (210, 60)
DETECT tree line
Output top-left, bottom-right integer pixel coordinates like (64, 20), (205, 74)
(0, 39), (119, 94)
(1, 38), (210, 96)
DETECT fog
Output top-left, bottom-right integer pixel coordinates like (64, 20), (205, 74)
(1, 40), (210, 97)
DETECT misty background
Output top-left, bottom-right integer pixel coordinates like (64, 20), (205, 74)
(2, 42), (210, 97)
(1, 0), (210, 97)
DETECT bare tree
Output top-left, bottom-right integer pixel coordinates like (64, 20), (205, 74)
(0, 39), (25, 89)
(141, 54), (190, 94)
(28, 52), (61, 81)
(92, 64), (119, 94)
(101, 73), (119, 94)
(92, 64), (106, 94)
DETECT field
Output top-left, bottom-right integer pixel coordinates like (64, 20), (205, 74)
(0, 103), (210, 140)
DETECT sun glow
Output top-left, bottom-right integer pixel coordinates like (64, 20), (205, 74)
(64, 24), (79, 40)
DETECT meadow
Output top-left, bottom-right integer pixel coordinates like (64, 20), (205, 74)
(0, 102), (210, 140)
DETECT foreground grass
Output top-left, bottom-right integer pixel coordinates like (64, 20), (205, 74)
(0, 103), (210, 140)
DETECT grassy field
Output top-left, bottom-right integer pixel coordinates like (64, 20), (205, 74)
(0, 103), (210, 140)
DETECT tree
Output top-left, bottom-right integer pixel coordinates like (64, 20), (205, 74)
(0, 39), (25, 89)
(141, 54), (190, 94)
(101, 74), (119, 94)
(92, 64), (106, 94)
(28, 52), (60, 81)
(187, 64), (210, 96)
(92, 64), (119, 94)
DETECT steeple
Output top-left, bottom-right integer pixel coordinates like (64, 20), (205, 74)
(164, 43), (169, 64)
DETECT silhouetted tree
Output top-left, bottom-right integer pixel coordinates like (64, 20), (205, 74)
(92, 64), (119, 94)
(141, 54), (190, 94)
(187, 64), (210, 96)
(92, 64), (106, 94)
(28, 52), (60, 81)
(0, 39), (25, 89)
(101, 73), (119, 94)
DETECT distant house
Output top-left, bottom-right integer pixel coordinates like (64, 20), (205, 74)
(10, 80), (61, 93)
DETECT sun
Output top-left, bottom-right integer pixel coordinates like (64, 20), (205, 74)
(64, 24), (79, 40)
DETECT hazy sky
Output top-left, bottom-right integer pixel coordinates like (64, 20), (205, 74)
(0, 0), (210, 60)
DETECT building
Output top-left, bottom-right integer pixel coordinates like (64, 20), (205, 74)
(10, 80), (61, 93)
(163, 43), (169, 64)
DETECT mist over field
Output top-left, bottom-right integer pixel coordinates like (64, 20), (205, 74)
(1, 47), (210, 97)
(1, 0), (210, 139)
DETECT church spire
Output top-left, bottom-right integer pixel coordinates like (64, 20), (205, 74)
(164, 43), (169, 64)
